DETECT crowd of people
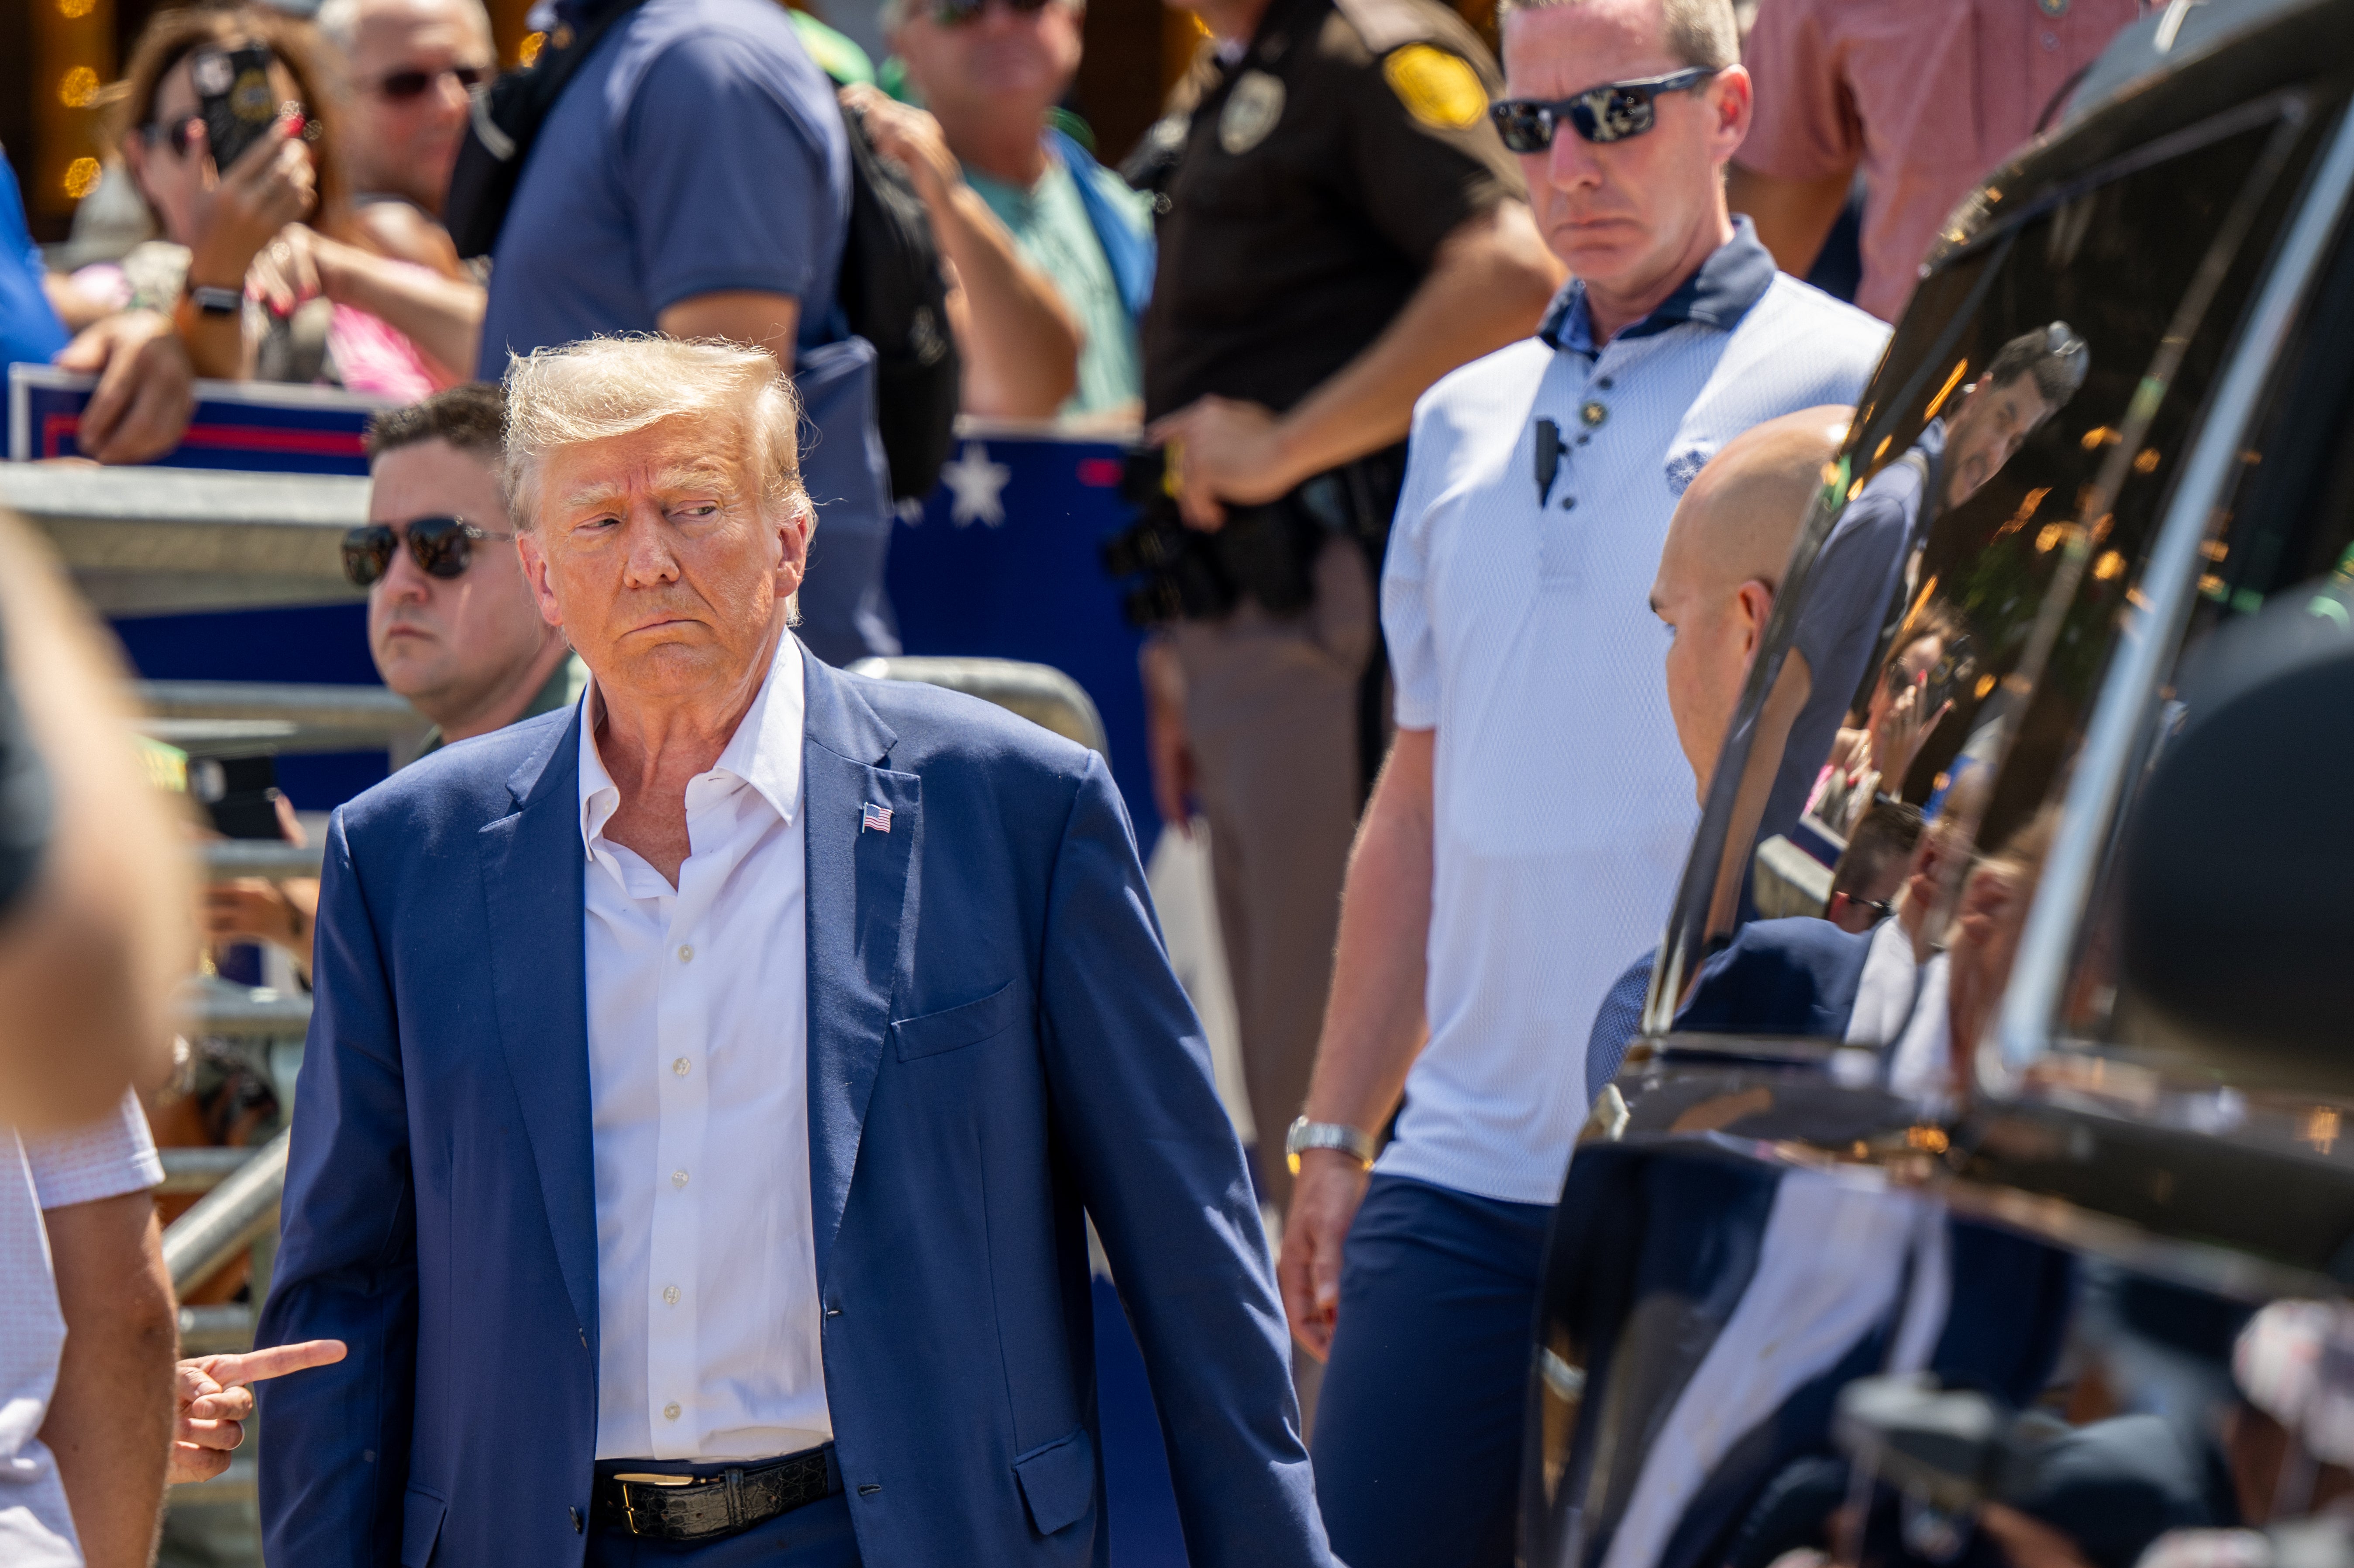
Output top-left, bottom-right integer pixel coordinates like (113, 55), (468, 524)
(0, 0), (2183, 1562)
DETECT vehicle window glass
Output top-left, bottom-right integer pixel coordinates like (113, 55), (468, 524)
(2041, 214), (2354, 1102)
(1643, 101), (2320, 1079)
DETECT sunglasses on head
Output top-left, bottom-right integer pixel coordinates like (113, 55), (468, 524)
(930, 0), (1051, 26)
(375, 63), (487, 99)
(342, 516), (515, 588)
(1490, 67), (1717, 152)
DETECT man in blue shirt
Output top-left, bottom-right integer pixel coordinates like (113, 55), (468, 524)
(3, 151), (194, 465)
(475, 0), (896, 665)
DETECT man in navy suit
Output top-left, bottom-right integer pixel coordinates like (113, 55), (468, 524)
(255, 335), (1329, 1566)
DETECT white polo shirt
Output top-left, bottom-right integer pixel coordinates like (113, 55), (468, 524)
(1381, 219), (1889, 1205)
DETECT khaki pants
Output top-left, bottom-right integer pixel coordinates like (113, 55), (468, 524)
(1170, 538), (1380, 1210)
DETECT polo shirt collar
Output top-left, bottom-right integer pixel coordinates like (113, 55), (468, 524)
(1538, 214), (1777, 356)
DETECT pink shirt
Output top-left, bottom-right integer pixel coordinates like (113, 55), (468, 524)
(1741, 0), (2148, 322)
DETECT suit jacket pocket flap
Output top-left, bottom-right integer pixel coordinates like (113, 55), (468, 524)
(400, 1485), (447, 1567)
(891, 980), (1022, 1061)
(1012, 1426), (1096, 1536)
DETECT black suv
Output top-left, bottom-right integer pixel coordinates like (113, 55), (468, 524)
(1526, 6), (2354, 1568)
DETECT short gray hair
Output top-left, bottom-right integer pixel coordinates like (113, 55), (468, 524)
(315, 0), (495, 60)
(1498, 0), (1739, 72)
(501, 335), (810, 535)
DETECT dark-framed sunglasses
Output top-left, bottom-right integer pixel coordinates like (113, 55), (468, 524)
(1490, 67), (1717, 152)
(375, 63), (488, 100)
(1827, 890), (1897, 923)
(342, 516), (515, 588)
(930, 0), (1051, 27)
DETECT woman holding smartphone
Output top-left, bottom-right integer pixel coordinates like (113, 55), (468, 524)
(96, 6), (467, 396)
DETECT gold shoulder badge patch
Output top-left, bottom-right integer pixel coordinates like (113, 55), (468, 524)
(1219, 70), (1287, 155)
(1382, 43), (1486, 131)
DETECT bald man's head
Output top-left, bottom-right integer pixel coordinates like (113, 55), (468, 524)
(1651, 406), (1851, 799)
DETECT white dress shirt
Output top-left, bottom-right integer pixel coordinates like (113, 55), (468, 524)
(1844, 915), (1924, 1049)
(579, 632), (829, 1461)
(0, 1091), (163, 1566)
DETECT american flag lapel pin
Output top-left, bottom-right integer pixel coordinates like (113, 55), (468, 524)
(861, 801), (893, 834)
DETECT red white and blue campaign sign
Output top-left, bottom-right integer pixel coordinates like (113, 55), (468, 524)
(887, 426), (1155, 853)
(7, 364), (385, 475)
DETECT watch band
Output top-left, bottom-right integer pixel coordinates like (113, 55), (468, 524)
(188, 284), (243, 316)
(1285, 1116), (1376, 1175)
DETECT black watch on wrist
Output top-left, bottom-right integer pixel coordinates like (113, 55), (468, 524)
(188, 285), (242, 317)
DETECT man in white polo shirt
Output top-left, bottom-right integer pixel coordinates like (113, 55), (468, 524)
(1274, 0), (1887, 1562)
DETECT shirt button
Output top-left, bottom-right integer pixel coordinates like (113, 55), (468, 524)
(2042, 29), (2059, 49)
(672, 1169), (689, 1189)
(663, 1284), (681, 1306)
(663, 1402), (681, 1422)
(672, 1056), (691, 1077)
(677, 944), (694, 963)
(1580, 399), (1609, 428)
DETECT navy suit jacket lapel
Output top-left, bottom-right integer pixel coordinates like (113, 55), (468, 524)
(801, 650), (920, 1291)
(478, 708), (599, 1348)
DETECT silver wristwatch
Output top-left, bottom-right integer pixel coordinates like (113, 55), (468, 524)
(1285, 1116), (1376, 1175)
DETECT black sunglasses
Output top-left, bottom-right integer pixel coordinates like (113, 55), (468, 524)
(375, 64), (488, 100)
(342, 516), (515, 588)
(1490, 67), (1717, 152)
(1829, 891), (1897, 922)
(931, 0), (1051, 26)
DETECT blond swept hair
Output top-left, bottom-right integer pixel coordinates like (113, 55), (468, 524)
(500, 336), (809, 532)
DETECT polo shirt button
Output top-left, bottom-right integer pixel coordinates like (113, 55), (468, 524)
(1580, 400), (1608, 428)
(1561, 497), (1577, 511)
(1596, 376), (1614, 390)
(1576, 433), (1590, 446)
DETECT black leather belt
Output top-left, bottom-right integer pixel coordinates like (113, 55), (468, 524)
(591, 1445), (839, 1542)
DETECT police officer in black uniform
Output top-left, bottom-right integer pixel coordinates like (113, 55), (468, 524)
(1125, 0), (1558, 1232)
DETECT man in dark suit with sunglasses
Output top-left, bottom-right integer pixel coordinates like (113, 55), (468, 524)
(206, 384), (581, 974)
(348, 382), (584, 755)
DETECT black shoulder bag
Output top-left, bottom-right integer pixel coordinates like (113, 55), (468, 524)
(442, 1), (647, 261)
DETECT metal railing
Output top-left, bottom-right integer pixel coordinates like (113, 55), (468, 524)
(848, 655), (1110, 757)
(137, 679), (425, 762)
(199, 839), (326, 880)
(163, 1130), (289, 1295)
(0, 462), (368, 616)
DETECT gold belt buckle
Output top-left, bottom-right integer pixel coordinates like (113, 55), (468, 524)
(611, 1472), (697, 1536)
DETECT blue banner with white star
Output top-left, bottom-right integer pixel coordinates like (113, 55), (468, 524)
(887, 428), (1156, 853)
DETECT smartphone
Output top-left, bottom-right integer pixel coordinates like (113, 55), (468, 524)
(190, 43), (282, 173)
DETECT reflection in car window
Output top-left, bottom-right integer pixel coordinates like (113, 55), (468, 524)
(2044, 214), (2354, 1099)
(1644, 103), (2320, 1080)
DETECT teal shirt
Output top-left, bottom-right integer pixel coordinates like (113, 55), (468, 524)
(966, 155), (1149, 420)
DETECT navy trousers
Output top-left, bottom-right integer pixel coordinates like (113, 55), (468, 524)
(1311, 1172), (1556, 1568)
(585, 1477), (860, 1567)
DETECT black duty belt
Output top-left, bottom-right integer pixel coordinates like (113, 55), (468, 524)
(591, 1445), (840, 1542)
